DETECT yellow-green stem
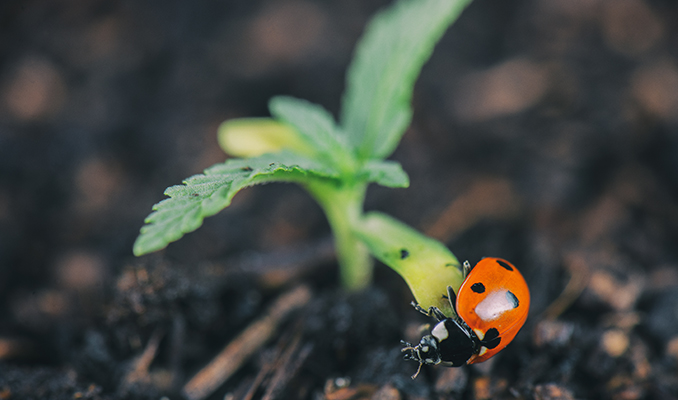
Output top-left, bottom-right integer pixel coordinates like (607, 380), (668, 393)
(305, 180), (372, 291)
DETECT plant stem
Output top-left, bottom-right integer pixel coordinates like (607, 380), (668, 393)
(305, 180), (372, 291)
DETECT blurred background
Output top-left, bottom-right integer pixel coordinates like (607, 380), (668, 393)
(1, 0), (678, 398)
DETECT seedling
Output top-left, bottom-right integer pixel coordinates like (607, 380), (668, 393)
(134, 0), (474, 316)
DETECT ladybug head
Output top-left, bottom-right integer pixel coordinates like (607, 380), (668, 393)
(413, 335), (442, 364)
(401, 334), (442, 378)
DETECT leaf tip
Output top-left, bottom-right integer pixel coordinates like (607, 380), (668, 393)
(133, 228), (170, 256)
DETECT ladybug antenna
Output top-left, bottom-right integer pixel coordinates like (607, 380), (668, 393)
(411, 362), (423, 379)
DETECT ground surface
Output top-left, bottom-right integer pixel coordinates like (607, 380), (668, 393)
(2, 0), (678, 399)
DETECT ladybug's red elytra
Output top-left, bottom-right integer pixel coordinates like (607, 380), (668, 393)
(401, 257), (530, 378)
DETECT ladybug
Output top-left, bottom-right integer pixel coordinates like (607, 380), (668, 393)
(401, 257), (530, 378)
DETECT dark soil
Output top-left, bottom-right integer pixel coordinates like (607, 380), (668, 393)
(2, 0), (678, 399)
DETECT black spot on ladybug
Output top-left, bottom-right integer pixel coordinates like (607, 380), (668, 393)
(482, 328), (501, 349)
(400, 249), (409, 259)
(506, 290), (519, 308)
(471, 282), (485, 293)
(496, 260), (514, 271)
(484, 328), (499, 341)
(241, 166), (253, 171)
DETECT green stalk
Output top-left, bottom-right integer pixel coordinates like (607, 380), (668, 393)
(353, 212), (463, 316)
(305, 180), (372, 291)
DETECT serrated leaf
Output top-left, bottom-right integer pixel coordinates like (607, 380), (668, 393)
(360, 160), (409, 188)
(341, 0), (473, 160)
(133, 151), (340, 256)
(269, 96), (354, 169)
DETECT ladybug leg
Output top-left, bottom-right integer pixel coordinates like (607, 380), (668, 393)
(446, 286), (458, 315)
(446, 285), (470, 325)
(411, 301), (429, 316)
(462, 260), (472, 279)
(429, 307), (447, 321)
(410, 302), (446, 322)
(410, 362), (424, 379)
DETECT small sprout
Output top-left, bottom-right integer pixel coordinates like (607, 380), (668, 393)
(134, 0), (476, 299)
(133, 0), (530, 372)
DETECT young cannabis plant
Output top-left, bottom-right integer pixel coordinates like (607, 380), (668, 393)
(134, 0), (474, 316)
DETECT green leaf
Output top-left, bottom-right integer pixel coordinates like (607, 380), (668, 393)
(360, 160), (409, 188)
(269, 96), (354, 169)
(341, 0), (473, 160)
(133, 151), (340, 256)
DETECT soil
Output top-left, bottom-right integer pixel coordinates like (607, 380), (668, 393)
(2, 0), (678, 399)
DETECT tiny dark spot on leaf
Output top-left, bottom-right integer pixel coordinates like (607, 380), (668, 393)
(241, 166), (253, 171)
(496, 260), (513, 271)
(269, 163), (275, 166)
(471, 283), (485, 293)
(192, 193), (199, 197)
(400, 249), (409, 259)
